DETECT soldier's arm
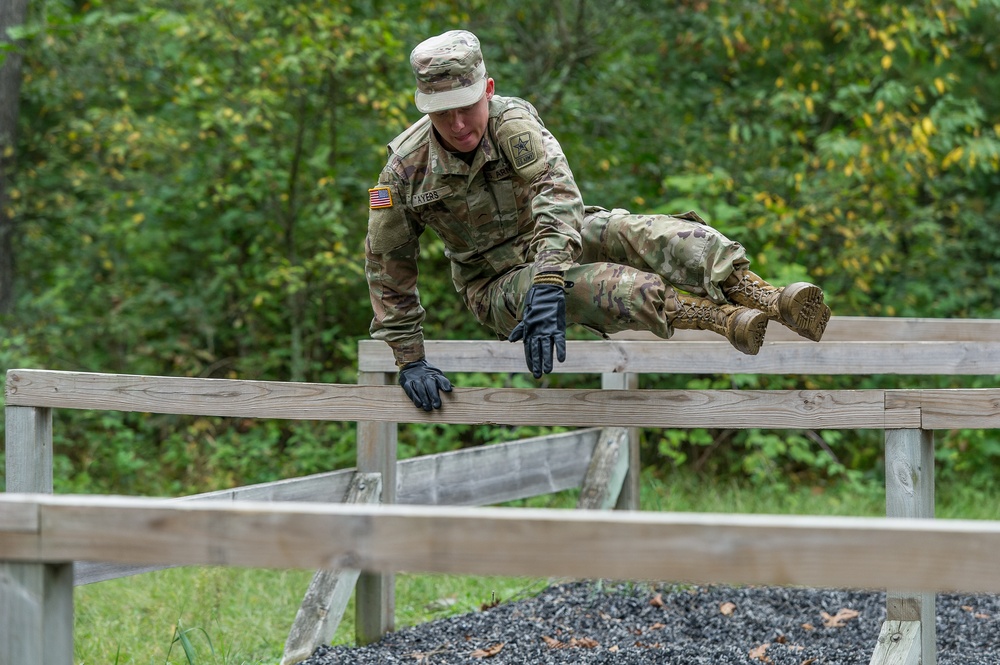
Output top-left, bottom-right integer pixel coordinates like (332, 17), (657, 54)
(495, 103), (584, 274)
(365, 168), (427, 367)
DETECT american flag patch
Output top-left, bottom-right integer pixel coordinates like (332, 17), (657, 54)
(369, 186), (393, 209)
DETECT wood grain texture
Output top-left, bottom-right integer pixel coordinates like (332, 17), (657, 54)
(4, 371), (912, 429)
(576, 428), (629, 510)
(3, 495), (1000, 595)
(282, 473), (381, 665)
(357, 339), (1000, 375)
(868, 621), (921, 665)
(886, 389), (1000, 429)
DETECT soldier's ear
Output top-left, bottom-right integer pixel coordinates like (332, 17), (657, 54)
(485, 78), (495, 100)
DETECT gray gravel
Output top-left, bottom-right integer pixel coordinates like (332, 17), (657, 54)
(301, 582), (1000, 664)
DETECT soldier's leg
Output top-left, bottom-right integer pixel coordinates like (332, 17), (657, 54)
(579, 208), (829, 341)
(473, 261), (767, 355)
(561, 262), (768, 355)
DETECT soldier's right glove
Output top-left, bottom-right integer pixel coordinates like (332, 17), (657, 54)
(508, 273), (570, 379)
(398, 359), (453, 411)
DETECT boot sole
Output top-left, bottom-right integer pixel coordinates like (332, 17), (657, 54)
(731, 309), (769, 355)
(778, 283), (831, 342)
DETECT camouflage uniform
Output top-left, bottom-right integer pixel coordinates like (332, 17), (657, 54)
(365, 93), (750, 366)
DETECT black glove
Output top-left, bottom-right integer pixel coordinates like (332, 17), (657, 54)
(508, 276), (569, 379)
(398, 359), (453, 411)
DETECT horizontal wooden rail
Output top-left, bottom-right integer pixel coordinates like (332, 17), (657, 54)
(621, 315), (1000, 343)
(6, 370), (920, 428)
(3, 494), (1000, 595)
(74, 429), (603, 585)
(359, 339), (1000, 374)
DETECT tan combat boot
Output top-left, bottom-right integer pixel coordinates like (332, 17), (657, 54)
(723, 270), (831, 342)
(666, 293), (769, 355)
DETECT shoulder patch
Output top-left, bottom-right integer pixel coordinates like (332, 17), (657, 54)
(367, 182), (416, 254)
(369, 186), (393, 209)
(495, 113), (547, 183)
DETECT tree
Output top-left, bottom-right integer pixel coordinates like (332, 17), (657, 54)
(0, 0), (28, 313)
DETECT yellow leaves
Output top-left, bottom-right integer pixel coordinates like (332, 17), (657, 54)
(881, 54), (893, 70)
(131, 213), (145, 225)
(942, 146), (964, 169)
(934, 77), (946, 95)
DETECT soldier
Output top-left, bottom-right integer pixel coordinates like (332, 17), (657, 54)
(366, 29), (830, 411)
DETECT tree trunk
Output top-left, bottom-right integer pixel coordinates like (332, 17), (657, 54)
(0, 0), (29, 313)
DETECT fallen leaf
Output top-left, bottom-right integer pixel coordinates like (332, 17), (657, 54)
(542, 636), (562, 648)
(749, 643), (772, 663)
(570, 637), (599, 648)
(801, 623), (815, 631)
(470, 643), (504, 659)
(801, 659), (817, 665)
(649, 593), (665, 607)
(821, 608), (860, 628)
(719, 601), (737, 616)
(976, 613), (991, 619)
(609, 645), (620, 653)
(650, 622), (666, 630)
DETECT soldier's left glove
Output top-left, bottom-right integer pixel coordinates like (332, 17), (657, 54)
(508, 273), (571, 379)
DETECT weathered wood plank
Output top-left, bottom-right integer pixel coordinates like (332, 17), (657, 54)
(576, 428), (629, 510)
(5, 495), (1000, 594)
(868, 621), (921, 665)
(4, 371), (912, 429)
(5, 406), (53, 493)
(355, 370), (396, 645)
(886, 389), (1000, 429)
(0, 562), (74, 665)
(282, 473), (382, 665)
(618, 316), (1000, 343)
(601, 373), (640, 511)
(74, 430), (602, 585)
(884, 429), (936, 665)
(396, 428), (601, 506)
(358, 339), (1000, 374)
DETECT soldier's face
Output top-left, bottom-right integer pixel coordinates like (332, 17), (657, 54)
(429, 78), (495, 153)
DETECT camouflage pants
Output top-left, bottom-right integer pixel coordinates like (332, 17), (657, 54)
(475, 208), (749, 339)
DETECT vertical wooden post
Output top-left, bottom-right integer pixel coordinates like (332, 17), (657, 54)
(354, 371), (397, 644)
(601, 372), (640, 510)
(884, 428), (936, 665)
(1, 405), (74, 664)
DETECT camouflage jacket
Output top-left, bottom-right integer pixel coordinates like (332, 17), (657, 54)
(365, 95), (585, 365)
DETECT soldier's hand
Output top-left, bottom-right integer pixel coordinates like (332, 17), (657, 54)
(398, 359), (453, 411)
(508, 275), (569, 379)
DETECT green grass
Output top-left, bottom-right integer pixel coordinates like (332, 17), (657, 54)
(72, 470), (1000, 664)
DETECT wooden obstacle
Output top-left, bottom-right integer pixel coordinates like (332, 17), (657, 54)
(4, 316), (1000, 664)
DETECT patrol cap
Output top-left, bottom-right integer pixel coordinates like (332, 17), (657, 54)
(410, 30), (487, 114)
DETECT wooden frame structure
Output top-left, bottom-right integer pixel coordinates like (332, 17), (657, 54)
(3, 316), (1000, 665)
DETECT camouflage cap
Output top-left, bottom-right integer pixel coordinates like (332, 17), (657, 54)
(410, 30), (487, 114)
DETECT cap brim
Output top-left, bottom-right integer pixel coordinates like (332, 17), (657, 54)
(415, 77), (487, 114)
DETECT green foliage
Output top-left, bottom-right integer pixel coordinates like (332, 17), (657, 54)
(2, 1), (999, 495)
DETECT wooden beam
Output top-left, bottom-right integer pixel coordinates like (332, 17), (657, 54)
(4, 495), (1000, 594)
(884, 429), (936, 665)
(614, 316), (1000, 343)
(354, 370), (396, 645)
(4, 371), (916, 429)
(868, 621), (921, 665)
(282, 473), (382, 665)
(73, 430), (602, 585)
(601, 372), (640, 511)
(886, 389), (1000, 429)
(358, 339), (1000, 375)
(576, 428), (629, 510)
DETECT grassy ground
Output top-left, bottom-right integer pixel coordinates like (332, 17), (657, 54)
(72, 469), (1000, 664)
